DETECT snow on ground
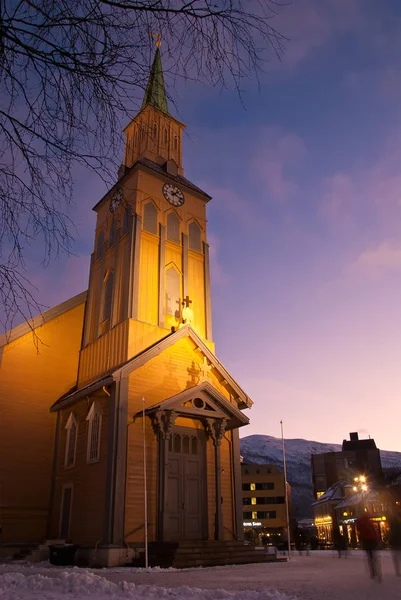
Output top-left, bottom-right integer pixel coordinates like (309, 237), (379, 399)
(1, 552), (401, 600)
(0, 565), (294, 600)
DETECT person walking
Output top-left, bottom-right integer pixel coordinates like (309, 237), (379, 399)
(356, 513), (381, 581)
(389, 504), (401, 576)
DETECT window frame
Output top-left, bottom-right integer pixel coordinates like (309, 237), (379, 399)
(86, 401), (102, 464)
(64, 413), (78, 469)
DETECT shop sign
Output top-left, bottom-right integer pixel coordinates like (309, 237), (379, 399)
(243, 521), (262, 527)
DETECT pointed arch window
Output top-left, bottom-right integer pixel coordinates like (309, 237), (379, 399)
(153, 123), (157, 139)
(123, 204), (132, 235)
(174, 135), (178, 151)
(65, 413), (78, 468)
(86, 402), (102, 463)
(189, 221), (202, 252)
(143, 202), (158, 234)
(100, 269), (114, 326)
(163, 128), (168, 145)
(109, 218), (118, 246)
(165, 266), (181, 317)
(96, 230), (105, 259)
(167, 212), (180, 243)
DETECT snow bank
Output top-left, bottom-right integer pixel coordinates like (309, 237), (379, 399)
(0, 568), (297, 600)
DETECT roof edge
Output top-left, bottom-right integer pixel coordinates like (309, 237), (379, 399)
(0, 291), (87, 348)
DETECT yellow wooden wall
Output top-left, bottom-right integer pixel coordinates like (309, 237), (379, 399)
(49, 393), (110, 544)
(188, 250), (205, 338)
(0, 301), (85, 543)
(124, 335), (236, 542)
(138, 231), (159, 325)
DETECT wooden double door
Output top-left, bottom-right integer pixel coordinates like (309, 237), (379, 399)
(162, 426), (207, 540)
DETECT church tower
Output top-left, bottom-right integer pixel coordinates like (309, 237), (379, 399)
(78, 47), (213, 386)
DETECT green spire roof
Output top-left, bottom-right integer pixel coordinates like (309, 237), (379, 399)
(141, 47), (169, 113)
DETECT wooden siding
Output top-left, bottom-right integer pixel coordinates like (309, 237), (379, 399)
(188, 250), (206, 338)
(78, 320), (129, 386)
(206, 439), (216, 540)
(220, 433), (235, 540)
(0, 302), (85, 543)
(49, 393), (110, 544)
(124, 418), (158, 543)
(138, 232), (159, 325)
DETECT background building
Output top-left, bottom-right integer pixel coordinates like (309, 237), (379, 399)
(241, 463), (290, 546)
(311, 432), (383, 499)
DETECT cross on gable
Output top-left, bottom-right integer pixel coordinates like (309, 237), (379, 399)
(198, 356), (212, 383)
(182, 295), (192, 308)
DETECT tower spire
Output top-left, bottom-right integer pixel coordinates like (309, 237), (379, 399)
(141, 45), (169, 114)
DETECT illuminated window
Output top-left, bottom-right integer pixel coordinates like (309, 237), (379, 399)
(65, 413), (78, 468)
(167, 212), (180, 243)
(251, 498), (256, 505)
(252, 511), (257, 520)
(143, 202), (158, 234)
(86, 402), (102, 463)
(189, 221), (201, 252)
(316, 491), (325, 499)
(250, 483), (256, 491)
(165, 266), (181, 317)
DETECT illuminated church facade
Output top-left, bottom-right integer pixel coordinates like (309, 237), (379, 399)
(0, 49), (253, 566)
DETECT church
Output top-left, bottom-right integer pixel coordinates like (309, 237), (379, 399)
(0, 48), (254, 567)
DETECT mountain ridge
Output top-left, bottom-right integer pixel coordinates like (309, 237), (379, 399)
(239, 434), (401, 518)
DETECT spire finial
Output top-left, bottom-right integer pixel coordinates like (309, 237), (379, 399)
(151, 32), (162, 47)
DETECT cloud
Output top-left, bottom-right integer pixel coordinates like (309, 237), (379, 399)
(344, 241), (401, 281)
(274, 0), (366, 67)
(207, 232), (232, 286)
(251, 130), (307, 202)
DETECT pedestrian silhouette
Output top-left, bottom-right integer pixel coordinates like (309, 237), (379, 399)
(356, 513), (381, 581)
(389, 504), (401, 576)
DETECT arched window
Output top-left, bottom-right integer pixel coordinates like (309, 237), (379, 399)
(165, 266), (181, 317)
(123, 204), (132, 235)
(167, 212), (180, 243)
(86, 402), (102, 463)
(143, 202), (158, 234)
(163, 128), (168, 144)
(188, 221), (201, 252)
(65, 413), (78, 468)
(109, 218), (117, 246)
(174, 135), (178, 151)
(153, 123), (157, 139)
(96, 230), (105, 259)
(101, 270), (114, 325)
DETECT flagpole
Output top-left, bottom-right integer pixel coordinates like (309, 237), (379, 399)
(280, 420), (291, 559)
(142, 397), (149, 568)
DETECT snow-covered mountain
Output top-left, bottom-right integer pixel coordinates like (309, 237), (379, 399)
(240, 434), (401, 518)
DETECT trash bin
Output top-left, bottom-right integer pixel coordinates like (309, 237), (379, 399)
(48, 544), (78, 566)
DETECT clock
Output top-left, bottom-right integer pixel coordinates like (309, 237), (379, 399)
(109, 188), (123, 212)
(162, 183), (185, 207)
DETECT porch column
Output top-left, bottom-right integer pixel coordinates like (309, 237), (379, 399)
(205, 418), (227, 541)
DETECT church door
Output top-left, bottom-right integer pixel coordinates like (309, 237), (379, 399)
(163, 427), (206, 540)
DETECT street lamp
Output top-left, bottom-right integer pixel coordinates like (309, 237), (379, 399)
(353, 476), (368, 511)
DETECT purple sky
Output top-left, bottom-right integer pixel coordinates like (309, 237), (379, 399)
(19, 0), (401, 452)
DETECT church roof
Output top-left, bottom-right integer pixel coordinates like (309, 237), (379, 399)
(51, 324), (253, 411)
(137, 157), (212, 200)
(0, 291), (87, 348)
(141, 47), (169, 114)
(92, 157), (211, 212)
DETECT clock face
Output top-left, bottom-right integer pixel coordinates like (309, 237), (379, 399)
(109, 188), (123, 212)
(162, 183), (185, 207)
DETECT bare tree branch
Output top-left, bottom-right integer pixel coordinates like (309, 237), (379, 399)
(0, 0), (287, 332)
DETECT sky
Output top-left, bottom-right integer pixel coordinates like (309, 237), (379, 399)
(11, 0), (401, 452)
